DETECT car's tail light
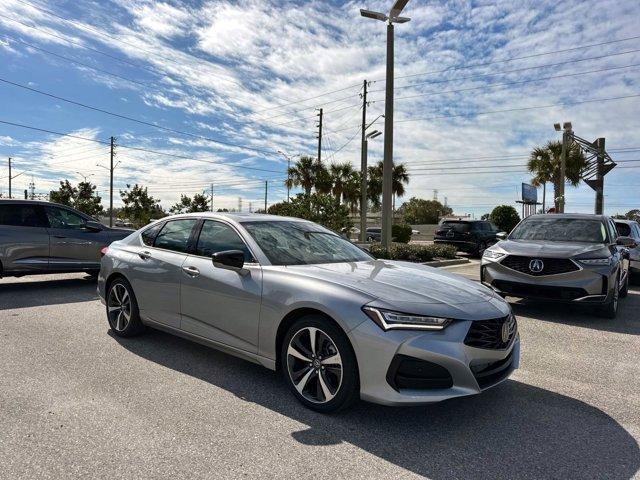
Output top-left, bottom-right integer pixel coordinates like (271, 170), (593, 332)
(100, 246), (109, 257)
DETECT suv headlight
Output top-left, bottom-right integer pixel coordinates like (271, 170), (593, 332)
(578, 257), (611, 266)
(362, 306), (451, 331)
(483, 249), (505, 260)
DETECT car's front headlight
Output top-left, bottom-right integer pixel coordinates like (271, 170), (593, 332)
(362, 306), (451, 331)
(483, 249), (505, 260)
(578, 257), (611, 266)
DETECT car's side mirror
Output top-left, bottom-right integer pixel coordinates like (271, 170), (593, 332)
(616, 236), (637, 248)
(84, 220), (104, 232)
(212, 250), (245, 271)
(495, 232), (507, 240)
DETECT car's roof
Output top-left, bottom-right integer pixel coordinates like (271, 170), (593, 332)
(441, 218), (482, 223)
(525, 213), (610, 221)
(614, 219), (638, 225)
(168, 212), (310, 223)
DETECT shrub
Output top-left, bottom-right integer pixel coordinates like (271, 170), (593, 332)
(368, 243), (456, 262)
(392, 223), (412, 243)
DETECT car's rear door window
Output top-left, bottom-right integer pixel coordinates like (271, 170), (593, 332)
(615, 222), (631, 237)
(141, 222), (164, 246)
(153, 219), (198, 253)
(0, 204), (47, 227)
(195, 220), (252, 260)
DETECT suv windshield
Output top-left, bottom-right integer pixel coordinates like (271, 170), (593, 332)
(510, 217), (607, 243)
(440, 221), (470, 233)
(243, 221), (372, 266)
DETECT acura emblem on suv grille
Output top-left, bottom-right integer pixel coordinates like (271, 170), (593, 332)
(529, 259), (544, 273)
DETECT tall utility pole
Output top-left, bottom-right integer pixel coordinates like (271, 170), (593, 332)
(360, 80), (368, 243)
(264, 181), (268, 212)
(210, 183), (214, 211)
(361, 0), (411, 249)
(8, 157), (11, 199)
(594, 137), (606, 214)
(316, 108), (323, 163)
(109, 136), (115, 227)
(278, 151), (298, 202)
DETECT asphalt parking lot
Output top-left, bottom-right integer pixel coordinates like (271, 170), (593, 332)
(1, 263), (639, 479)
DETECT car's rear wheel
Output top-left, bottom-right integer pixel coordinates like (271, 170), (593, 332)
(107, 277), (145, 337)
(599, 274), (620, 319)
(281, 316), (359, 413)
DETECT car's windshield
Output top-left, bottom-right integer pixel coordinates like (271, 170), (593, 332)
(510, 217), (607, 243)
(243, 221), (372, 266)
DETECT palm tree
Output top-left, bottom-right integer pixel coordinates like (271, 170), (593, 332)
(367, 161), (410, 211)
(342, 171), (361, 214)
(329, 162), (355, 205)
(314, 160), (333, 195)
(285, 156), (316, 196)
(527, 140), (586, 211)
(391, 162), (409, 212)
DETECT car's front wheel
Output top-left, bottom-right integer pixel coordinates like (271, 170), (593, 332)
(281, 316), (359, 413)
(600, 274), (620, 319)
(106, 277), (145, 337)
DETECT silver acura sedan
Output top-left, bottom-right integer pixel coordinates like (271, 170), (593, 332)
(98, 213), (519, 412)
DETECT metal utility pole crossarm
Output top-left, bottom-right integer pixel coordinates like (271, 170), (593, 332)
(316, 108), (323, 163)
(361, 0), (411, 249)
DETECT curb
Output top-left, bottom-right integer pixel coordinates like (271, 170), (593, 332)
(423, 258), (470, 268)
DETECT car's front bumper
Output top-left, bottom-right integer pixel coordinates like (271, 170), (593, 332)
(481, 257), (611, 303)
(348, 318), (519, 406)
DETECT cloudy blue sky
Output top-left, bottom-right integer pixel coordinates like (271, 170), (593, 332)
(0, 0), (639, 216)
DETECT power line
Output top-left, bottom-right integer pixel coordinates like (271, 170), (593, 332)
(0, 76), (280, 156)
(375, 34), (640, 82)
(0, 119), (285, 174)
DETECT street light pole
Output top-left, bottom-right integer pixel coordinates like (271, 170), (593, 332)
(361, 0), (411, 249)
(278, 151), (299, 202)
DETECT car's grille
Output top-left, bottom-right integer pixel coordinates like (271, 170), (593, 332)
(464, 315), (517, 350)
(386, 355), (453, 391)
(470, 350), (514, 389)
(492, 280), (588, 300)
(501, 255), (579, 276)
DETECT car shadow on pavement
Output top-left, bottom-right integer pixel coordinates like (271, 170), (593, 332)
(509, 286), (640, 335)
(0, 276), (97, 310)
(112, 329), (640, 480)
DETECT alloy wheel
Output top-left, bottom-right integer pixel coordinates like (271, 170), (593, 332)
(108, 283), (132, 332)
(613, 275), (620, 311)
(286, 327), (343, 404)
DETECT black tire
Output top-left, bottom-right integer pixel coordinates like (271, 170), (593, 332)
(619, 271), (629, 298)
(106, 277), (145, 337)
(632, 271), (640, 286)
(281, 315), (359, 413)
(599, 274), (620, 319)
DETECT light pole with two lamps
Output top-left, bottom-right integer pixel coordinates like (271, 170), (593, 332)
(360, 0), (411, 249)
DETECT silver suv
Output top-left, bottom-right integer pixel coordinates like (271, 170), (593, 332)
(481, 214), (633, 318)
(614, 219), (640, 283)
(0, 199), (132, 277)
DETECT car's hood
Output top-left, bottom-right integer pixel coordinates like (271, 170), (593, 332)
(495, 239), (607, 258)
(274, 260), (509, 320)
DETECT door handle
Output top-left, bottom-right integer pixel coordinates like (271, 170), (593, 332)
(138, 251), (152, 260)
(182, 266), (200, 277)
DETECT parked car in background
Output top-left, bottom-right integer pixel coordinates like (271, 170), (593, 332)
(366, 226), (381, 242)
(434, 219), (502, 256)
(614, 219), (640, 282)
(481, 214), (633, 318)
(99, 213), (519, 412)
(0, 199), (133, 278)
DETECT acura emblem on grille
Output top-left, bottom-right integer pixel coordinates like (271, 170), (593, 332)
(529, 259), (544, 273)
(501, 322), (510, 343)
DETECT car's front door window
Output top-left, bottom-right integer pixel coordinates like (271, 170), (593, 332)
(45, 207), (86, 229)
(196, 220), (252, 260)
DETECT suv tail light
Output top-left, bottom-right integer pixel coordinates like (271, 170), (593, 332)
(100, 246), (109, 257)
